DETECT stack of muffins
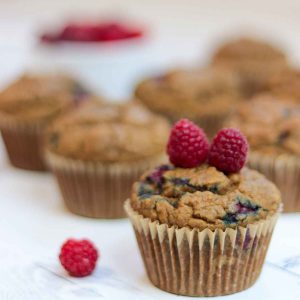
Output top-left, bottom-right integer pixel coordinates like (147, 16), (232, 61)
(0, 34), (298, 297)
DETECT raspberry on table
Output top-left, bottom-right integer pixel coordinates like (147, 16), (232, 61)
(167, 119), (209, 168)
(208, 128), (248, 173)
(59, 239), (98, 277)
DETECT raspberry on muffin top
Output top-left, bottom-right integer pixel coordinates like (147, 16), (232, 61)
(0, 74), (88, 124)
(46, 100), (170, 162)
(130, 119), (281, 230)
(227, 95), (300, 155)
(130, 164), (281, 230)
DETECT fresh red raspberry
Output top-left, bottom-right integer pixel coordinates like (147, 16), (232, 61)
(167, 119), (209, 168)
(59, 239), (98, 277)
(208, 128), (248, 173)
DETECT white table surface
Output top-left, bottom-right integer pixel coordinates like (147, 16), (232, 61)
(0, 1), (300, 299)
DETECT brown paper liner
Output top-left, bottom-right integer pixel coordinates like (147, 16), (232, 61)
(248, 152), (300, 213)
(125, 200), (279, 297)
(0, 113), (47, 171)
(46, 151), (166, 219)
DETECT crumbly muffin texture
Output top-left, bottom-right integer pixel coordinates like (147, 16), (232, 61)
(213, 37), (286, 63)
(130, 164), (281, 230)
(228, 95), (300, 155)
(135, 68), (240, 120)
(0, 74), (87, 124)
(212, 37), (288, 96)
(46, 100), (170, 162)
(264, 69), (300, 102)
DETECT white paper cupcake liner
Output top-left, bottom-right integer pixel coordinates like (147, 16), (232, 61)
(125, 200), (279, 296)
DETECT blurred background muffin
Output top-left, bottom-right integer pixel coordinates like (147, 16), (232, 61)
(211, 37), (288, 97)
(0, 73), (89, 171)
(45, 100), (170, 218)
(227, 95), (300, 212)
(135, 68), (241, 137)
(262, 68), (300, 102)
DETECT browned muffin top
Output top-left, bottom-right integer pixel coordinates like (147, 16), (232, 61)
(264, 68), (300, 102)
(135, 68), (240, 120)
(0, 74), (87, 124)
(212, 37), (287, 64)
(46, 100), (170, 162)
(130, 164), (281, 230)
(227, 95), (300, 155)
(212, 38), (288, 96)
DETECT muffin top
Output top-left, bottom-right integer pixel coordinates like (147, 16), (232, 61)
(0, 74), (87, 124)
(264, 69), (300, 102)
(46, 100), (170, 162)
(130, 164), (281, 230)
(135, 68), (240, 119)
(227, 95), (300, 155)
(212, 37), (287, 65)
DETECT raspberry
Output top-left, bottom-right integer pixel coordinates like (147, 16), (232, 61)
(208, 128), (248, 173)
(167, 119), (209, 168)
(40, 22), (143, 44)
(59, 239), (98, 277)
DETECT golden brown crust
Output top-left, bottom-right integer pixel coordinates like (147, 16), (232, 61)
(130, 164), (281, 230)
(135, 68), (240, 120)
(263, 68), (300, 102)
(227, 95), (300, 155)
(0, 74), (87, 124)
(46, 100), (170, 162)
(212, 37), (288, 96)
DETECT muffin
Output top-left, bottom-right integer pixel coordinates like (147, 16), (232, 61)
(263, 68), (300, 102)
(227, 95), (300, 212)
(45, 100), (170, 219)
(125, 120), (281, 296)
(135, 68), (240, 137)
(0, 73), (88, 170)
(212, 37), (288, 97)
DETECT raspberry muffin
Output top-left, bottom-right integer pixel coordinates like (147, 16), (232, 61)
(0, 73), (88, 170)
(212, 37), (288, 97)
(125, 120), (281, 296)
(135, 68), (240, 137)
(263, 68), (300, 103)
(227, 95), (300, 212)
(45, 100), (170, 218)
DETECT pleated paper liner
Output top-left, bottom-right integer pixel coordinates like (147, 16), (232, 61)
(46, 151), (167, 219)
(0, 113), (47, 171)
(125, 200), (279, 297)
(249, 151), (300, 212)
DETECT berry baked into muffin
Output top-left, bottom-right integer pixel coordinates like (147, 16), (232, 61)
(227, 95), (300, 212)
(125, 119), (281, 296)
(0, 73), (88, 170)
(212, 37), (288, 97)
(45, 100), (170, 218)
(135, 68), (241, 137)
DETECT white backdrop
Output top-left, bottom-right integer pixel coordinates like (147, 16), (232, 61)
(0, 1), (300, 299)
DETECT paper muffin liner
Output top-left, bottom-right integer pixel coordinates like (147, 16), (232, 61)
(249, 152), (300, 212)
(0, 113), (47, 171)
(46, 151), (167, 219)
(125, 200), (279, 297)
